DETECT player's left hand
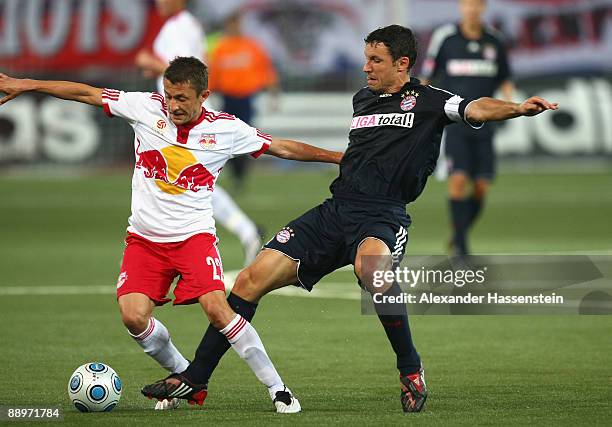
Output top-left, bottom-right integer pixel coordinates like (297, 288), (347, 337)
(0, 73), (28, 106)
(518, 96), (559, 116)
(135, 50), (165, 79)
(135, 49), (158, 71)
(135, 49), (151, 66)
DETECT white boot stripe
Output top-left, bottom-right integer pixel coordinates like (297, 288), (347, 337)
(170, 383), (191, 397)
(177, 384), (192, 396)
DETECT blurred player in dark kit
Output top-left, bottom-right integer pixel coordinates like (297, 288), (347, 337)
(421, 0), (514, 256)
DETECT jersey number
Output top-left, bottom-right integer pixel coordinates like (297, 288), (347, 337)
(206, 256), (222, 281)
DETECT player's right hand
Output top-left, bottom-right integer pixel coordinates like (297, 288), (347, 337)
(0, 73), (27, 106)
(518, 96), (559, 117)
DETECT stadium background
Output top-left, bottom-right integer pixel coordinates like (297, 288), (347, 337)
(0, 0), (610, 425)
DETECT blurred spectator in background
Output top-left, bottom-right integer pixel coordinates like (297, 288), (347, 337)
(420, 0), (514, 258)
(135, 0), (207, 94)
(208, 10), (279, 190)
(135, 0), (264, 267)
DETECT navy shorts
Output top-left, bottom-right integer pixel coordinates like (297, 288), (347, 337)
(264, 197), (411, 291)
(444, 123), (496, 180)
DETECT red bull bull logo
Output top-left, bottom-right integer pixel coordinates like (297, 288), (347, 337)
(172, 163), (215, 193)
(135, 139), (215, 195)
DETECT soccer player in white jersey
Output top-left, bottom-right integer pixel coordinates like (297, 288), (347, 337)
(0, 57), (343, 413)
(136, 0), (264, 268)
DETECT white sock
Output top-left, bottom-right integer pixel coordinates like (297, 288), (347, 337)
(220, 315), (285, 398)
(129, 317), (189, 374)
(212, 186), (260, 256)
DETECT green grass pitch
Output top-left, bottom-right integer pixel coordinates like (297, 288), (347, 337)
(1, 167), (611, 425)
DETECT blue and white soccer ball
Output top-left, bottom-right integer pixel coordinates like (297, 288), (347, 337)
(67, 362), (122, 412)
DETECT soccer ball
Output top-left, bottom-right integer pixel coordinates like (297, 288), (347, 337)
(67, 362), (122, 412)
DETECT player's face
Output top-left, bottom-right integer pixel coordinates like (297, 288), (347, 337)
(460, 0), (486, 26)
(163, 80), (209, 126)
(363, 42), (408, 94)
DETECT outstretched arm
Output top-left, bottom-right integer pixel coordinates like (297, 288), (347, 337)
(465, 96), (558, 124)
(0, 73), (103, 107)
(266, 138), (343, 164)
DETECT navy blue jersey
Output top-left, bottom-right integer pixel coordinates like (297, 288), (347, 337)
(421, 23), (511, 99)
(329, 78), (480, 205)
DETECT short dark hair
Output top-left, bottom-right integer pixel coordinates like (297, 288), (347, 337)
(364, 25), (418, 70)
(164, 56), (209, 93)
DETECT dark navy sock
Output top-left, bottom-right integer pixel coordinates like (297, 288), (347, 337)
(374, 283), (421, 376)
(450, 199), (471, 255)
(466, 196), (484, 228)
(182, 293), (258, 384)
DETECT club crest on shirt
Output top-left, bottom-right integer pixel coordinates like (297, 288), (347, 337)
(482, 44), (497, 60)
(276, 227), (294, 243)
(199, 134), (217, 149)
(400, 95), (417, 111)
(400, 90), (419, 111)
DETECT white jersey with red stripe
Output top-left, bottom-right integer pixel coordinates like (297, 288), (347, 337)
(101, 88), (271, 242)
(153, 9), (206, 94)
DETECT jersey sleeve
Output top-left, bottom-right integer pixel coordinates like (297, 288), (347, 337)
(230, 119), (272, 158)
(420, 24), (455, 80)
(430, 86), (483, 129)
(101, 89), (151, 123)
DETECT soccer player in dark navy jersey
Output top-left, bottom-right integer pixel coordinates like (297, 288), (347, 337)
(143, 24), (557, 413)
(421, 0), (515, 256)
